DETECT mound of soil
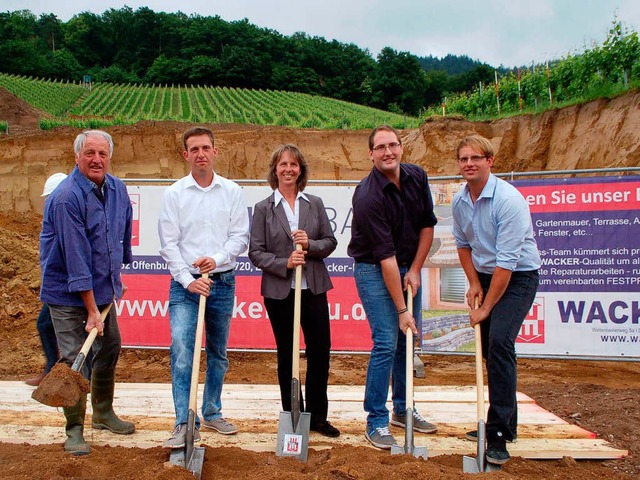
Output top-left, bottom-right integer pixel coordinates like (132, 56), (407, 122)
(0, 87), (45, 133)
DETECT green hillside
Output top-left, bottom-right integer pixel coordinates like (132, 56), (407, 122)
(0, 74), (419, 131)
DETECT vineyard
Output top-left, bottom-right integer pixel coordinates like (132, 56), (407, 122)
(0, 75), (419, 130)
(424, 20), (640, 119)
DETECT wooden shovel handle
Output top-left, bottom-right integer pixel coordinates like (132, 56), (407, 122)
(71, 303), (112, 371)
(292, 244), (303, 379)
(473, 298), (485, 421)
(81, 303), (113, 356)
(189, 272), (209, 412)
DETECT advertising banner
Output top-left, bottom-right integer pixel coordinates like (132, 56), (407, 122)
(423, 176), (640, 359)
(122, 177), (640, 358)
(121, 184), (372, 351)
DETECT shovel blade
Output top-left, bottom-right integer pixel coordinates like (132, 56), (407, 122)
(169, 448), (186, 468)
(390, 407), (428, 459)
(462, 420), (501, 473)
(169, 446), (205, 478)
(187, 447), (205, 479)
(462, 454), (481, 473)
(391, 443), (428, 459)
(276, 410), (311, 462)
(463, 454), (501, 473)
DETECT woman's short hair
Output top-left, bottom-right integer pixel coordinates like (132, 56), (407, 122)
(267, 144), (309, 191)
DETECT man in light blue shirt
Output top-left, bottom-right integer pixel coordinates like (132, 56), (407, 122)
(452, 135), (540, 466)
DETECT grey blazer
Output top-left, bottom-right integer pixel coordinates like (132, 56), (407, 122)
(249, 192), (337, 300)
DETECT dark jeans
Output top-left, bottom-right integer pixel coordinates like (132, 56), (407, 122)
(264, 289), (331, 424)
(36, 304), (58, 373)
(478, 270), (539, 442)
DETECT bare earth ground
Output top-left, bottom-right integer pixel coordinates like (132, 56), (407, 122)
(0, 89), (639, 478)
(0, 211), (639, 480)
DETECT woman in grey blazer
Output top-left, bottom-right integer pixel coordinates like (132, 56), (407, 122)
(248, 144), (340, 437)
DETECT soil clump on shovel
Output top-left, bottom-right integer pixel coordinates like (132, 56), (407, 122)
(31, 363), (90, 407)
(31, 304), (111, 408)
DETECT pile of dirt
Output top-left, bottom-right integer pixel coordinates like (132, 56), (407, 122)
(0, 87), (45, 132)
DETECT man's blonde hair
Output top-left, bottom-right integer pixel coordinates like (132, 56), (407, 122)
(456, 135), (495, 159)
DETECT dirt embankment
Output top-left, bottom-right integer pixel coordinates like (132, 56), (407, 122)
(1, 87), (639, 213)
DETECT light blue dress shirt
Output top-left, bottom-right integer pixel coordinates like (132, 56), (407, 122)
(452, 173), (541, 274)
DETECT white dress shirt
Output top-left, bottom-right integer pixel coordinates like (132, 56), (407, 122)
(274, 188), (309, 290)
(158, 172), (250, 288)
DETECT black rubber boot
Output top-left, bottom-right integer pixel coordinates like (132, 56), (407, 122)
(91, 371), (135, 435)
(64, 393), (90, 455)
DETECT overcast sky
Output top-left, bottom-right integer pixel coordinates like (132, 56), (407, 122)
(4, 0), (639, 67)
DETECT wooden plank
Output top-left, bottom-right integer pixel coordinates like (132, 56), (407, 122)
(3, 382), (534, 404)
(0, 381), (620, 460)
(0, 397), (564, 426)
(0, 425), (626, 460)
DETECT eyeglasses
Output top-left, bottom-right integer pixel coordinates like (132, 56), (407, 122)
(457, 155), (486, 163)
(372, 142), (401, 152)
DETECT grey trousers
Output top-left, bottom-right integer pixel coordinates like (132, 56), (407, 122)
(49, 303), (121, 379)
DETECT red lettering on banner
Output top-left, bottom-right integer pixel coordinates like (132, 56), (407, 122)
(517, 298), (545, 343)
(118, 274), (373, 351)
(518, 182), (639, 213)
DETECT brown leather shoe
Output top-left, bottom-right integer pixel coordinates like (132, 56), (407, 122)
(25, 372), (46, 386)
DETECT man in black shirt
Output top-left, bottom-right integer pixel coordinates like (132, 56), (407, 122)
(348, 125), (438, 449)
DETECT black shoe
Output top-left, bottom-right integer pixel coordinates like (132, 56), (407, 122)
(466, 429), (516, 443)
(486, 436), (510, 465)
(310, 421), (340, 438)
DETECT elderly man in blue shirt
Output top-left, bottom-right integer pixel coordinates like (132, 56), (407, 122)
(40, 130), (135, 456)
(452, 135), (541, 466)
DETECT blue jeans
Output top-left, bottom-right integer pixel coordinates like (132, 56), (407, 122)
(478, 270), (539, 442)
(168, 271), (235, 427)
(354, 262), (422, 432)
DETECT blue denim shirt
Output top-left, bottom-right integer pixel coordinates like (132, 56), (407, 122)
(452, 173), (541, 274)
(348, 163), (437, 265)
(40, 166), (133, 306)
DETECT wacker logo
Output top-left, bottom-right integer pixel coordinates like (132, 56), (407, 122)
(517, 298), (544, 343)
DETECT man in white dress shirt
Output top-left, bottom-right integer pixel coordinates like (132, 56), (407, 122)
(158, 126), (250, 448)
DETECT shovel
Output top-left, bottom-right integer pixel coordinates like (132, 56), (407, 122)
(463, 298), (501, 473)
(391, 284), (428, 459)
(32, 303), (112, 407)
(169, 273), (208, 479)
(276, 244), (311, 462)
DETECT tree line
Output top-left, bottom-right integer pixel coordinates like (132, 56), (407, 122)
(0, 8), (496, 116)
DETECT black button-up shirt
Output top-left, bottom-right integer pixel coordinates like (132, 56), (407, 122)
(348, 163), (437, 266)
